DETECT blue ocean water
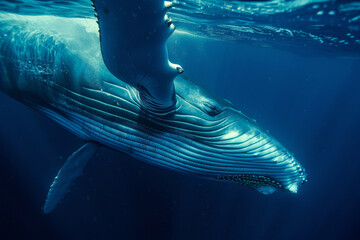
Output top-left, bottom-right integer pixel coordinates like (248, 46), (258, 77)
(0, 0), (360, 239)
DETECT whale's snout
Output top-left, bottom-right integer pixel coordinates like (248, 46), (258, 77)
(197, 107), (308, 194)
(286, 165), (307, 194)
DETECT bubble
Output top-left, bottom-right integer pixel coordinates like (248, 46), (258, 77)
(317, 11), (324, 16)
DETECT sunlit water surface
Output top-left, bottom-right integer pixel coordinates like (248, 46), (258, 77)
(0, 0), (359, 55)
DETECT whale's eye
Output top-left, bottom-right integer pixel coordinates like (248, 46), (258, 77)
(202, 101), (222, 116)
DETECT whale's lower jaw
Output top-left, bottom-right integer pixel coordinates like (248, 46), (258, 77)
(33, 103), (304, 194)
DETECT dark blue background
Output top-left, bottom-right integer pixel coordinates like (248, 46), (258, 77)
(1, 34), (360, 240)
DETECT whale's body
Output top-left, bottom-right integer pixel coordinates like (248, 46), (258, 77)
(0, 12), (306, 212)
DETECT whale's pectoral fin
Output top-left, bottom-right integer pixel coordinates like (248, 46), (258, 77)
(43, 142), (100, 214)
(91, 0), (183, 114)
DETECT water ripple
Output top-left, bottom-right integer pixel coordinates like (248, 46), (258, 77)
(0, 0), (359, 55)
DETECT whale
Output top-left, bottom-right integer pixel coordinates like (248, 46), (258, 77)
(0, 0), (306, 213)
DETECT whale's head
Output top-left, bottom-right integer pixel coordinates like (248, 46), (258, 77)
(129, 76), (307, 194)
